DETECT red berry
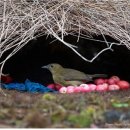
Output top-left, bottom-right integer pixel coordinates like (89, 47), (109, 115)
(117, 80), (130, 89)
(55, 84), (62, 90)
(47, 84), (55, 90)
(104, 79), (108, 83)
(107, 78), (116, 85)
(94, 78), (105, 85)
(110, 76), (120, 83)
(1, 76), (13, 83)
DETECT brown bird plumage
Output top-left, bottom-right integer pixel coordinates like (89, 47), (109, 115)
(42, 63), (107, 86)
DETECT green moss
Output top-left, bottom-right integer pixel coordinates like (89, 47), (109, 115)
(68, 107), (96, 127)
(51, 106), (67, 123)
(0, 109), (10, 119)
(42, 93), (56, 101)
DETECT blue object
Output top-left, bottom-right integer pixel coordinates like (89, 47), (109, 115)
(2, 79), (56, 93)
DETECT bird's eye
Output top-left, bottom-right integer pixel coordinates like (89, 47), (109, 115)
(50, 65), (54, 68)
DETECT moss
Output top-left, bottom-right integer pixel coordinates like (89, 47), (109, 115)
(0, 109), (10, 119)
(51, 106), (67, 123)
(68, 107), (96, 127)
(42, 93), (56, 101)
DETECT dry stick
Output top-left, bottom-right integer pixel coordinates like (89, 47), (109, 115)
(42, 9), (77, 48)
(0, 35), (33, 95)
(42, 4), (121, 62)
(0, 14), (31, 58)
(0, 0), (129, 62)
(46, 22), (115, 62)
(0, 0), (7, 96)
(0, 17), (42, 70)
(0, 0), (7, 42)
(0, 20), (39, 66)
(0, 3), (41, 55)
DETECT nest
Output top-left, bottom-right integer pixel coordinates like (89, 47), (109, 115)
(0, 0), (130, 75)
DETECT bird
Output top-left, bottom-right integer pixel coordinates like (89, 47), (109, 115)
(42, 63), (107, 86)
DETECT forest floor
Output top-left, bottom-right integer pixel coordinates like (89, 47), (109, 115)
(0, 89), (130, 128)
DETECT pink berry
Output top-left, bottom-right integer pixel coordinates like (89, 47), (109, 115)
(94, 78), (105, 85)
(79, 84), (88, 87)
(47, 84), (55, 90)
(96, 83), (108, 92)
(83, 86), (91, 92)
(74, 86), (82, 93)
(108, 84), (120, 91)
(66, 86), (75, 93)
(59, 87), (67, 93)
(88, 84), (97, 91)
(67, 86), (75, 89)
(80, 86), (87, 92)
(80, 84), (90, 92)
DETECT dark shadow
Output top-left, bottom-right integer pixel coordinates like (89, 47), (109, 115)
(2, 34), (130, 85)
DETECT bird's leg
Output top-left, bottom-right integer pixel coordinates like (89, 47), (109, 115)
(0, 85), (7, 96)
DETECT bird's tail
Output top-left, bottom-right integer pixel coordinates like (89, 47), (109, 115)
(91, 74), (107, 78)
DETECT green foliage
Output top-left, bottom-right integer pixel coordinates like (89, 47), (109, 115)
(42, 93), (56, 101)
(112, 103), (129, 108)
(111, 99), (129, 108)
(51, 106), (67, 123)
(68, 106), (95, 127)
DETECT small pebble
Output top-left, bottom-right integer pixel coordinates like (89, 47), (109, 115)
(104, 110), (122, 123)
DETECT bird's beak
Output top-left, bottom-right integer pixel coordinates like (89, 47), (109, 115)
(41, 65), (49, 69)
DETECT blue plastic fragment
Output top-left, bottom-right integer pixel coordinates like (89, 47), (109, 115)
(2, 79), (56, 93)
(3, 83), (25, 91)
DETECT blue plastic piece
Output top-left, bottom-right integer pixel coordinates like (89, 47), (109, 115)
(2, 79), (56, 93)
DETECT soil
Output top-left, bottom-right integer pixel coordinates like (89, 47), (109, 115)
(0, 89), (130, 128)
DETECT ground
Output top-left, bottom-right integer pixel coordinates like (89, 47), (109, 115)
(0, 89), (130, 128)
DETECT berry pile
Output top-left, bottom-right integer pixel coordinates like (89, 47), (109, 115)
(47, 76), (130, 94)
